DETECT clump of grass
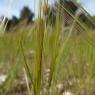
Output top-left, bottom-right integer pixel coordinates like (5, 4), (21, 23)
(20, 0), (83, 95)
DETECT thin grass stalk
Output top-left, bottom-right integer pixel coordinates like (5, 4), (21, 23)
(46, 1), (79, 93)
(56, 13), (80, 70)
(55, 2), (89, 32)
(0, 16), (7, 34)
(24, 68), (31, 95)
(20, 42), (34, 89)
(34, 18), (45, 95)
(47, 1), (61, 94)
(72, 0), (95, 26)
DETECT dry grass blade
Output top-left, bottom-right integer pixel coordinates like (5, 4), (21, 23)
(20, 41), (34, 86)
(34, 18), (45, 95)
